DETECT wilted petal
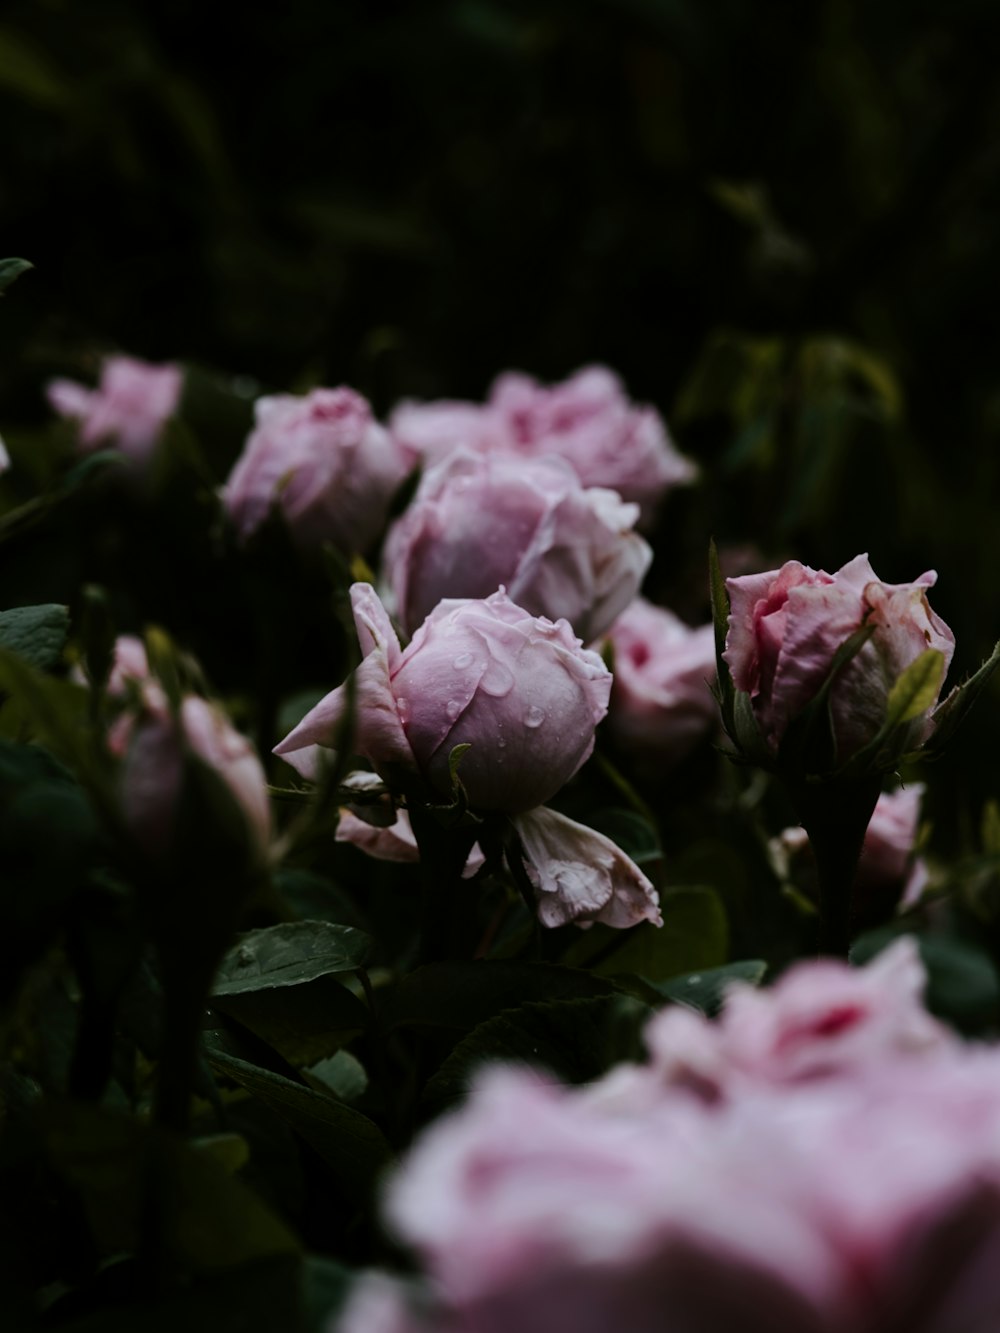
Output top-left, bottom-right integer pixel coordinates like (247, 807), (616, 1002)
(512, 806), (661, 929)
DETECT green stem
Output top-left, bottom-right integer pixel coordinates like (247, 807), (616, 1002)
(788, 775), (882, 958)
(409, 803), (480, 964)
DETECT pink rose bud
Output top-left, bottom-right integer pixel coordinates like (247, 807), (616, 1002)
(384, 451), (651, 642)
(47, 354), (183, 465)
(115, 693), (271, 861)
(605, 598), (718, 765)
(723, 553), (955, 770)
(488, 365), (697, 525)
(221, 386), (409, 551)
(275, 583), (611, 814)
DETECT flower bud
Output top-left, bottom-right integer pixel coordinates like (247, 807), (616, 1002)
(275, 583), (611, 815)
(221, 386), (409, 551)
(722, 554), (955, 774)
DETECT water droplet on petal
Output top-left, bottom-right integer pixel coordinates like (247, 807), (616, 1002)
(446, 699), (462, 720)
(396, 696), (409, 722)
(497, 737), (507, 749)
(480, 656), (515, 697)
(524, 705), (545, 728)
(453, 652), (474, 669)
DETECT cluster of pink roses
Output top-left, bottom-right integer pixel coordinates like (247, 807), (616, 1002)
(339, 941), (1000, 1333)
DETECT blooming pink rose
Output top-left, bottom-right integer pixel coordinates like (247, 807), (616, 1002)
(221, 387), (409, 551)
(47, 354), (183, 464)
(384, 451), (651, 642)
(275, 583), (611, 814)
(723, 554), (955, 766)
(113, 692), (271, 860)
(488, 365), (697, 525)
(339, 944), (1000, 1333)
(605, 598), (718, 765)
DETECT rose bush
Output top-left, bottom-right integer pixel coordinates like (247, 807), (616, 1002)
(221, 386), (409, 550)
(47, 354), (183, 464)
(723, 554), (956, 770)
(605, 597), (717, 766)
(383, 450), (651, 642)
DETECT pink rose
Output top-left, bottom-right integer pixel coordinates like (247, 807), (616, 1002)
(339, 944), (1000, 1333)
(47, 354), (183, 464)
(276, 584), (658, 928)
(383, 451), (651, 642)
(113, 692), (271, 861)
(605, 598), (718, 765)
(723, 554), (956, 767)
(488, 365), (697, 525)
(221, 387), (409, 551)
(275, 583), (610, 814)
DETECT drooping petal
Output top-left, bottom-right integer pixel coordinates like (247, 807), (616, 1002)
(512, 806), (661, 929)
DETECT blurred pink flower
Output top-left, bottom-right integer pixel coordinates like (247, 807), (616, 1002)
(113, 692), (271, 861)
(338, 941), (1000, 1333)
(488, 365), (697, 525)
(384, 450), (650, 642)
(222, 386), (409, 551)
(724, 554), (955, 765)
(605, 598), (718, 765)
(47, 354), (182, 464)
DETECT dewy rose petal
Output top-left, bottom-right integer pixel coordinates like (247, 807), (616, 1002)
(275, 582), (611, 814)
(723, 553), (955, 768)
(384, 450), (651, 642)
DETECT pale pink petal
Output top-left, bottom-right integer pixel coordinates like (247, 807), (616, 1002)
(511, 806), (661, 929)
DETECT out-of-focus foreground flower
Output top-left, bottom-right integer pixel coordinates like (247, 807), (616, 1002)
(47, 354), (183, 465)
(337, 940), (1000, 1333)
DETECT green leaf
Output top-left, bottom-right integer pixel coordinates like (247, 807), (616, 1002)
(883, 648), (946, 728)
(587, 886), (728, 983)
(45, 1101), (298, 1270)
(0, 256), (33, 290)
(0, 645), (96, 780)
(422, 994), (652, 1114)
(212, 921), (372, 996)
(306, 1050), (368, 1103)
(0, 603), (69, 670)
(211, 975), (369, 1067)
(379, 960), (618, 1034)
(205, 1048), (392, 1198)
(655, 959), (768, 1015)
(585, 807), (662, 865)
